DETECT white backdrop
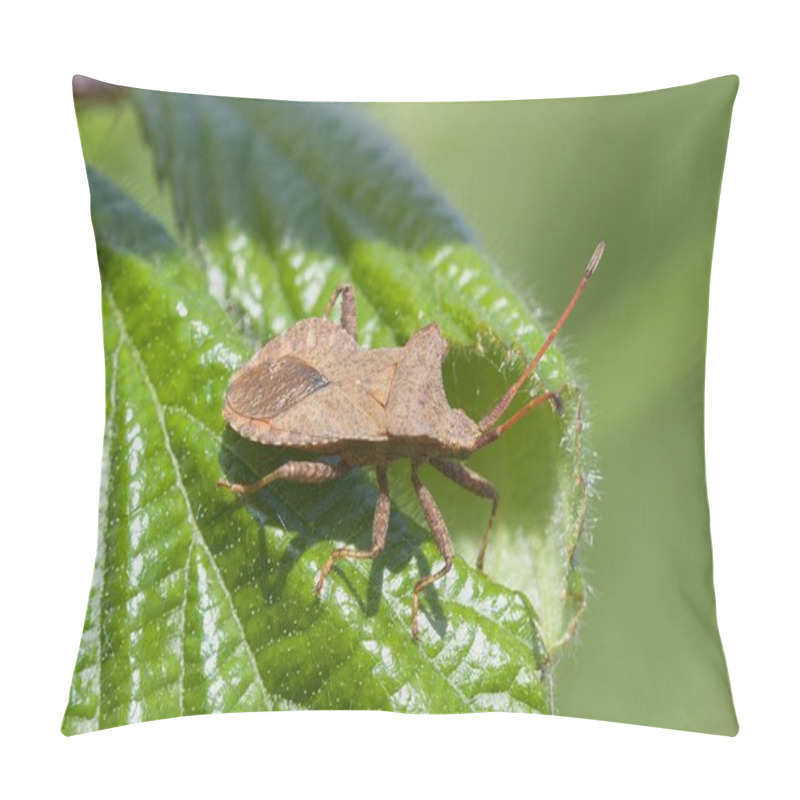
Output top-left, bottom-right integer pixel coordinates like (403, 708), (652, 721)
(2, 2), (796, 797)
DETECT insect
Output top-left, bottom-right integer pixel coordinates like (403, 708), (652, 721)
(219, 242), (604, 638)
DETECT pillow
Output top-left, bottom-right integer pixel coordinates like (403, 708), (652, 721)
(63, 75), (738, 735)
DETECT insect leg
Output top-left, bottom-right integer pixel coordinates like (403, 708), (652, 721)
(218, 460), (351, 495)
(323, 283), (357, 342)
(429, 458), (498, 572)
(315, 464), (390, 597)
(410, 464), (455, 639)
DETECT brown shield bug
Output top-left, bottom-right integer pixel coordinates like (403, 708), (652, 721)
(219, 242), (604, 638)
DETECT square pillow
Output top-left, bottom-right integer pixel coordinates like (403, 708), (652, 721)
(64, 75), (738, 735)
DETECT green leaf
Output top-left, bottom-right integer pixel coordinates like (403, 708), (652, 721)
(65, 89), (593, 731)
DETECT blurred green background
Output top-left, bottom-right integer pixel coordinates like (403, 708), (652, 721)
(367, 76), (739, 733)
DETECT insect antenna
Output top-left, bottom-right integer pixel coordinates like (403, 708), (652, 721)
(476, 241), (604, 448)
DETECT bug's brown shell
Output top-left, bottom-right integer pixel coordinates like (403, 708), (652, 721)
(224, 318), (480, 458)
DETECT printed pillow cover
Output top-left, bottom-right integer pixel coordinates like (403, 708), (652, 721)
(64, 75), (738, 735)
